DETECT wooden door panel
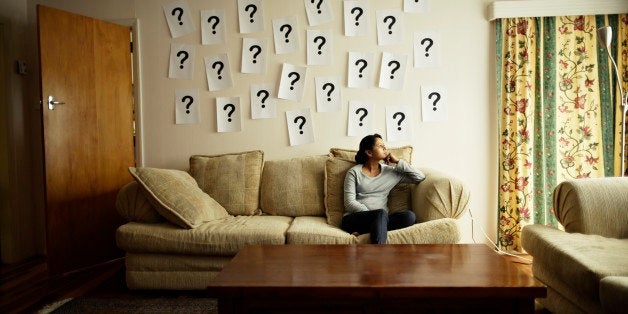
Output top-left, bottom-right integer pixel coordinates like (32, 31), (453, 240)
(38, 5), (134, 275)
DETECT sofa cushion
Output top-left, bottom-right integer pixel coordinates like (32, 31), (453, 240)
(116, 215), (293, 256)
(600, 276), (628, 314)
(522, 225), (628, 303)
(260, 156), (327, 217)
(330, 146), (413, 163)
(116, 181), (165, 223)
(189, 151), (264, 216)
(129, 167), (229, 229)
(286, 216), (357, 244)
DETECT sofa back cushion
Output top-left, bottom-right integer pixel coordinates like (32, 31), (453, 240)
(260, 155), (327, 217)
(189, 151), (264, 216)
(329, 145), (413, 163)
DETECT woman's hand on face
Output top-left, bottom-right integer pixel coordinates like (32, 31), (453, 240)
(384, 153), (399, 165)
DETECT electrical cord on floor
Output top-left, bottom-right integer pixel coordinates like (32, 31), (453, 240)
(468, 208), (533, 264)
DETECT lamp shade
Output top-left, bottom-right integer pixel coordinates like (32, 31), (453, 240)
(597, 26), (612, 48)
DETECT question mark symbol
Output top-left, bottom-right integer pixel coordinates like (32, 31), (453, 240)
(428, 92), (441, 111)
(351, 7), (363, 26)
(421, 38), (434, 57)
(322, 83), (335, 101)
(355, 108), (368, 126)
(249, 45), (262, 64)
(257, 90), (269, 108)
(355, 59), (367, 78)
(313, 36), (326, 55)
(207, 16), (220, 34)
(383, 16), (396, 35)
(182, 96), (193, 114)
(171, 7), (184, 25)
(280, 24), (292, 43)
(294, 116), (306, 134)
(212, 61), (224, 80)
(388, 60), (400, 79)
(245, 4), (257, 23)
(177, 51), (189, 69)
(288, 72), (300, 91)
(393, 112), (405, 131)
(223, 104), (235, 122)
(315, 0), (323, 14)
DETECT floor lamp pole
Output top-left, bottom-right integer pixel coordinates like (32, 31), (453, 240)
(598, 26), (627, 177)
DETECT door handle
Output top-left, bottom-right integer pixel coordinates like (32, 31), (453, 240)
(48, 95), (66, 110)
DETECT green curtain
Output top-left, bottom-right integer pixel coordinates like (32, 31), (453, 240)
(496, 15), (628, 252)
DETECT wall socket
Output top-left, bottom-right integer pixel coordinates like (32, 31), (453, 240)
(15, 60), (27, 75)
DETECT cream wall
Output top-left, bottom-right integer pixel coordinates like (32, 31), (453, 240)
(135, 0), (496, 244)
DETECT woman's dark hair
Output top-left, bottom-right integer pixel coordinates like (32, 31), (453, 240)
(355, 133), (382, 164)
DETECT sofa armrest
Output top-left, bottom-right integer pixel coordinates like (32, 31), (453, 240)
(116, 181), (164, 223)
(553, 177), (628, 238)
(411, 167), (470, 223)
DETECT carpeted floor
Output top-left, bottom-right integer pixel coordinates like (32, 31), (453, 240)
(46, 297), (217, 313)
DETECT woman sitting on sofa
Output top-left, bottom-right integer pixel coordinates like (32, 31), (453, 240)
(342, 134), (426, 244)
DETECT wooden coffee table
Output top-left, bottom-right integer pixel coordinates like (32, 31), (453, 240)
(207, 244), (546, 313)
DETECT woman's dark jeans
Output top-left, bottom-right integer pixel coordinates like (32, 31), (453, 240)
(341, 209), (416, 244)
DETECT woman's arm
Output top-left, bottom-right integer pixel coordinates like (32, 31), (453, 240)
(343, 168), (370, 214)
(395, 159), (426, 184)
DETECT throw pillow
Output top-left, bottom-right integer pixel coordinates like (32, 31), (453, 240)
(329, 145), (413, 163)
(129, 167), (229, 229)
(260, 156), (327, 217)
(324, 157), (355, 227)
(189, 150), (264, 216)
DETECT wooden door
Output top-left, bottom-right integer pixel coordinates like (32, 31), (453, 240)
(38, 5), (135, 275)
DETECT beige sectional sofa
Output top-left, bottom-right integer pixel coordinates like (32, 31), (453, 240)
(115, 148), (470, 290)
(522, 177), (628, 314)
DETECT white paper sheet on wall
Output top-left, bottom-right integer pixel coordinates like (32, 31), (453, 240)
(163, 0), (195, 38)
(348, 101), (374, 137)
(201, 9), (226, 45)
(376, 9), (402, 46)
(175, 89), (199, 124)
(278, 63), (307, 101)
(386, 105), (412, 142)
(238, 0), (264, 33)
(250, 83), (276, 119)
(404, 0), (429, 13)
(286, 108), (315, 146)
(378, 52), (407, 90)
(304, 0), (333, 26)
(414, 31), (440, 68)
(272, 16), (299, 54)
(242, 38), (268, 74)
(168, 43), (195, 80)
(216, 97), (242, 132)
(344, 0), (369, 36)
(307, 29), (332, 66)
(348, 52), (374, 89)
(421, 86), (447, 122)
(315, 76), (341, 112)
(205, 54), (233, 91)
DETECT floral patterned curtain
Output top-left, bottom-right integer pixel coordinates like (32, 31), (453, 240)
(496, 15), (628, 252)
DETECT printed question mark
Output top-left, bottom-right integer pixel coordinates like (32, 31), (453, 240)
(315, 0), (323, 14)
(294, 116), (306, 134)
(256, 90), (269, 108)
(176, 51), (189, 69)
(393, 112), (405, 131)
(322, 83), (335, 101)
(249, 45), (262, 64)
(288, 72), (300, 90)
(351, 7), (363, 26)
(171, 7), (184, 25)
(355, 108), (368, 126)
(223, 104), (235, 122)
(313, 36), (326, 55)
(212, 61), (224, 80)
(428, 92), (441, 111)
(421, 38), (434, 57)
(383, 16), (396, 35)
(245, 4), (257, 23)
(182, 96), (193, 114)
(355, 59), (367, 78)
(207, 16), (220, 34)
(388, 60), (400, 79)
(280, 24), (292, 43)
